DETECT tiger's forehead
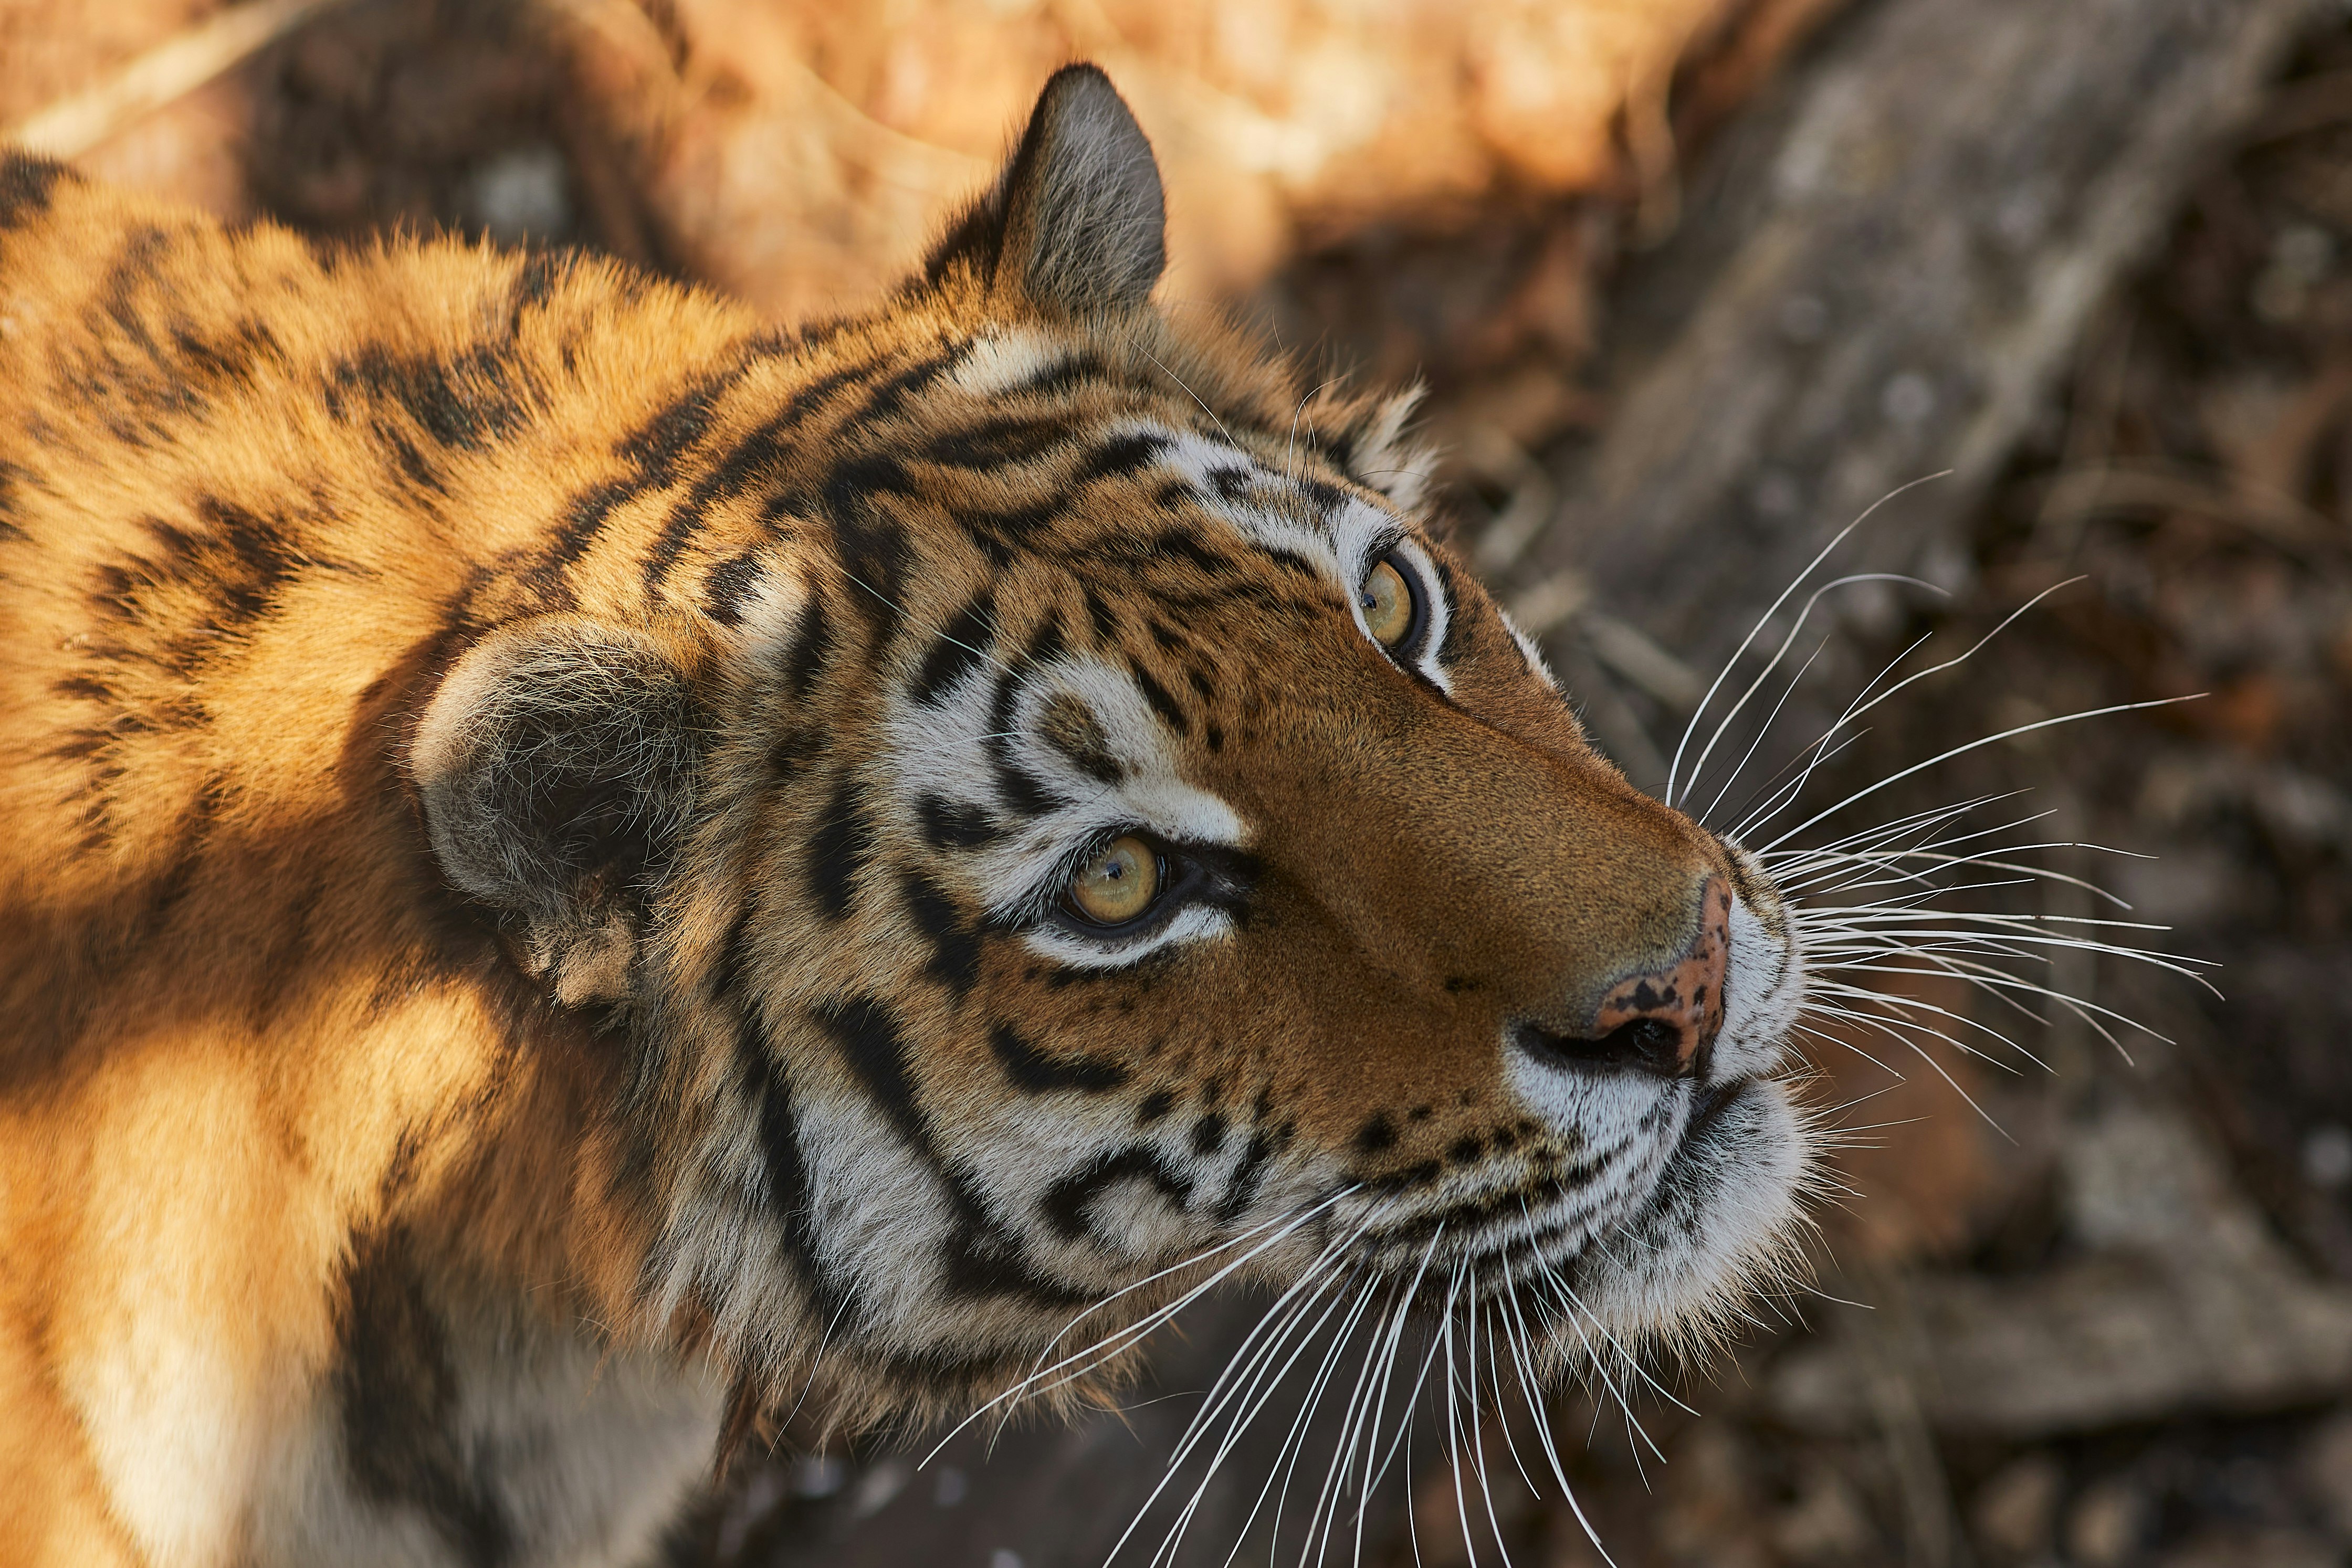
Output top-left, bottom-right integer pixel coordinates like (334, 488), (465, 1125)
(900, 330), (1408, 596)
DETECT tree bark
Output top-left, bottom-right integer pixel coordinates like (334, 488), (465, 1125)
(1517, 0), (2323, 774)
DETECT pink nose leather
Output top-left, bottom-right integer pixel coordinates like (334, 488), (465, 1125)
(1588, 876), (1730, 1074)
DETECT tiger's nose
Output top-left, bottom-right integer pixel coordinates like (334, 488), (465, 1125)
(1515, 877), (1731, 1079)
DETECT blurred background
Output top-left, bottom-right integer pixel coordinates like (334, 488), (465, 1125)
(8, 0), (2351, 1562)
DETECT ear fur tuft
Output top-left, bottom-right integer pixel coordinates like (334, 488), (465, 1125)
(926, 63), (1166, 318)
(412, 616), (702, 1005)
(1311, 383), (1438, 513)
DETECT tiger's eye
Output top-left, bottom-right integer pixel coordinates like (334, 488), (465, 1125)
(1069, 835), (1159, 925)
(1360, 557), (1413, 646)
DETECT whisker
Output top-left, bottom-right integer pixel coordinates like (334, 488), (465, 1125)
(1756, 695), (2204, 855)
(1681, 571), (1940, 812)
(1669, 470), (1952, 806)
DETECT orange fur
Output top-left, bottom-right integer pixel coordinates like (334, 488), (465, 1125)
(0, 66), (1810, 1567)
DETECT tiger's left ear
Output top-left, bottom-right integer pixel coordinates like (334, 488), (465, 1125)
(926, 63), (1166, 318)
(411, 616), (705, 1006)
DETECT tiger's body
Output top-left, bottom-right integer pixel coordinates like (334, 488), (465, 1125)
(0, 69), (1810, 1567)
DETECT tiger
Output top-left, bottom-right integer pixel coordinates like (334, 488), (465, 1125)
(0, 64), (1811, 1568)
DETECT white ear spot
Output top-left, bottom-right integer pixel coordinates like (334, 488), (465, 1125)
(950, 328), (1065, 396)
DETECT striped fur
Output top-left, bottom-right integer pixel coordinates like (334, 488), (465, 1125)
(0, 68), (1810, 1568)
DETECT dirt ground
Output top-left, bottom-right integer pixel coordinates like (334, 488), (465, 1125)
(6, 2), (2350, 1564)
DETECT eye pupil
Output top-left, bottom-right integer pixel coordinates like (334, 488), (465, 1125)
(1068, 834), (1160, 926)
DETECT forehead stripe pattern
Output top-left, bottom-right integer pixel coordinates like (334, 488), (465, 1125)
(616, 345), (885, 597)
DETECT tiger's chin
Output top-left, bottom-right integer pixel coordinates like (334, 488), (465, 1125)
(1566, 1074), (1816, 1365)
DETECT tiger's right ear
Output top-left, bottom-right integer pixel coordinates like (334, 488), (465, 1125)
(411, 616), (703, 1006)
(925, 62), (1167, 318)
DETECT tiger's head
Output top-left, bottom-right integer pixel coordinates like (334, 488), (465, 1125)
(410, 66), (1812, 1428)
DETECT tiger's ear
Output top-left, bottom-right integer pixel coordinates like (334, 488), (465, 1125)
(1343, 386), (1437, 513)
(411, 616), (703, 1006)
(1304, 382), (1437, 513)
(926, 62), (1166, 318)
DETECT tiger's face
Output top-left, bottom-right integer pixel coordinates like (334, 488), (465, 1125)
(415, 67), (1811, 1424)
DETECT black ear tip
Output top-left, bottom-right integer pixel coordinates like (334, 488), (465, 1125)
(1036, 61), (1130, 116)
(925, 59), (1167, 315)
(1024, 61), (1154, 180)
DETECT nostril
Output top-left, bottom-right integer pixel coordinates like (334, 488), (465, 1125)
(1515, 876), (1732, 1081)
(1513, 1017), (1696, 1079)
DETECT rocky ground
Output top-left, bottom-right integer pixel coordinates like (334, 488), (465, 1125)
(7, 2), (2350, 1563)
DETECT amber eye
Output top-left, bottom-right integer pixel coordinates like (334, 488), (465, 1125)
(1359, 556), (1417, 648)
(1067, 834), (1161, 927)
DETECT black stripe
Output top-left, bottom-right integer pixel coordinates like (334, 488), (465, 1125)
(824, 451), (917, 514)
(509, 251), (563, 315)
(329, 343), (528, 454)
(1217, 1131), (1276, 1221)
(985, 668), (1056, 819)
(0, 154), (70, 232)
(909, 587), (995, 707)
(925, 415), (1071, 468)
(827, 468), (915, 633)
(838, 350), (955, 432)
(1146, 528), (1235, 580)
(817, 995), (927, 1150)
(779, 586), (833, 704)
(1021, 608), (1067, 669)
(1190, 1112), (1226, 1155)
(805, 777), (873, 920)
(334, 1234), (514, 1568)
(900, 870), (981, 999)
(1128, 660), (1189, 736)
(702, 551), (763, 626)
(1083, 588), (1119, 646)
(1027, 352), (1108, 398)
(1042, 1148), (1194, 1241)
(1293, 475), (1348, 515)
(991, 1023), (1127, 1093)
(1209, 466), (1255, 503)
(540, 350), (744, 585)
(954, 497), (1064, 555)
(812, 997), (1097, 1309)
(633, 356), (880, 593)
(1073, 430), (1170, 483)
(916, 793), (1000, 850)
(716, 915), (845, 1322)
